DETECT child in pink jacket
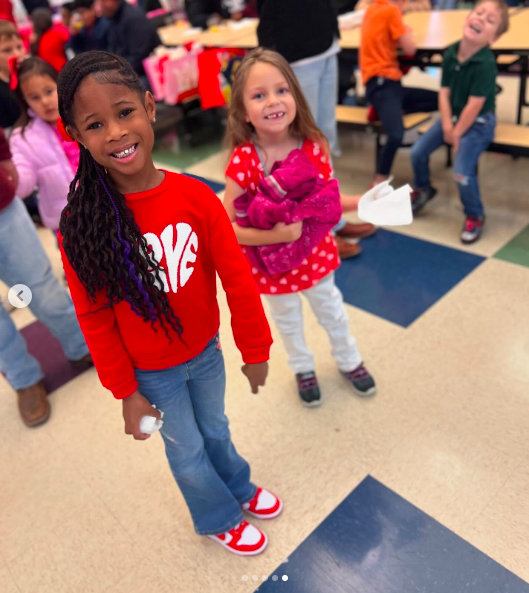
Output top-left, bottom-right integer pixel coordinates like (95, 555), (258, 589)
(10, 57), (78, 231)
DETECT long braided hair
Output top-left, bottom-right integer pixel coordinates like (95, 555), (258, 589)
(57, 51), (183, 342)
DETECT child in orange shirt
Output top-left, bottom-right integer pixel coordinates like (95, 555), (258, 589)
(360, 0), (437, 185)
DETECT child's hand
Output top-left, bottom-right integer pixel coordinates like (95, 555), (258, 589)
(122, 390), (162, 441)
(340, 194), (361, 212)
(443, 125), (455, 146)
(241, 362), (269, 394)
(273, 221), (303, 243)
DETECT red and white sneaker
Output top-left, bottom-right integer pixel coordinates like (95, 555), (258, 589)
(242, 487), (283, 519)
(207, 520), (268, 556)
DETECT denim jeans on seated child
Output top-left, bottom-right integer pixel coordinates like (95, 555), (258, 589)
(366, 77), (438, 176)
(134, 334), (257, 536)
(411, 113), (495, 219)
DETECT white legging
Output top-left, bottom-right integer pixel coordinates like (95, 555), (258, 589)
(265, 273), (362, 374)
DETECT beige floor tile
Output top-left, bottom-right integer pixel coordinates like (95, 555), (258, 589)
(461, 464), (529, 583)
(371, 416), (520, 535)
(185, 149), (230, 183)
(9, 498), (143, 593)
(406, 258), (529, 388)
(0, 421), (97, 563)
(47, 381), (192, 545)
(0, 566), (20, 593)
(102, 560), (173, 593)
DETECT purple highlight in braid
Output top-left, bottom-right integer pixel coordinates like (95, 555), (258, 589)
(95, 165), (157, 322)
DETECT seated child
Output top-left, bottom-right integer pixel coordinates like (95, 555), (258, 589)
(360, 0), (438, 185)
(410, 0), (509, 244)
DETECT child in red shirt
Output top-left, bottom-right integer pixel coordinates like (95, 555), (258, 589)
(224, 49), (377, 407)
(57, 51), (279, 556)
(31, 8), (69, 72)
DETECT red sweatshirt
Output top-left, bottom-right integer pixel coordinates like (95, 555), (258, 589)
(60, 172), (273, 399)
(38, 25), (69, 72)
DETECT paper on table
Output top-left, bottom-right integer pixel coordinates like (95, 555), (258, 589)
(358, 181), (413, 226)
(183, 27), (202, 36)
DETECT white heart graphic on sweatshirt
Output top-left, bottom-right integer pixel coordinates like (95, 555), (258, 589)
(291, 285), (298, 291)
(242, 146), (252, 154)
(301, 275), (309, 281)
(237, 172), (245, 182)
(279, 278), (288, 285)
(269, 286), (278, 293)
(291, 269), (299, 276)
(232, 155), (241, 164)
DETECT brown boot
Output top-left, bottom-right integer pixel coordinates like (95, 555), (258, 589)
(17, 381), (50, 427)
(69, 353), (94, 370)
(335, 236), (362, 259)
(336, 222), (376, 240)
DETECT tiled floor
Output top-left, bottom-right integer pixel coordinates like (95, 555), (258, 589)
(1, 66), (529, 592)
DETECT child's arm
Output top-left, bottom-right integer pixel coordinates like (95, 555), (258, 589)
(452, 97), (487, 153)
(205, 186), (273, 393)
(59, 238), (159, 439)
(340, 193), (361, 213)
(9, 133), (38, 199)
(224, 177), (303, 246)
(59, 237), (139, 400)
(439, 87), (454, 145)
(398, 32), (416, 58)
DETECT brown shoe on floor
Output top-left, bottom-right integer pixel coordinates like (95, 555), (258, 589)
(17, 381), (50, 427)
(335, 236), (362, 259)
(69, 353), (94, 370)
(336, 222), (376, 240)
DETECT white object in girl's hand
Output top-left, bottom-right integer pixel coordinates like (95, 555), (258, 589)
(358, 179), (413, 226)
(140, 409), (164, 435)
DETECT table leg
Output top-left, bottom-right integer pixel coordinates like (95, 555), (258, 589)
(517, 54), (528, 125)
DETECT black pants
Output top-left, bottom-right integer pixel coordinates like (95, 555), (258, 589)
(366, 77), (438, 176)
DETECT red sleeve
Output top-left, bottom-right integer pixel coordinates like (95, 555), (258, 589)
(225, 146), (251, 190)
(203, 187), (272, 363)
(59, 234), (139, 399)
(388, 6), (407, 41)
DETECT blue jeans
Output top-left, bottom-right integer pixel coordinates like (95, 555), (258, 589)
(0, 198), (89, 391)
(135, 335), (256, 535)
(366, 77), (438, 176)
(411, 113), (495, 219)
(292, 54), (339, 154)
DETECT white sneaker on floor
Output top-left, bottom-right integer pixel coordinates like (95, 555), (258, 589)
(207, 520), (268, 556)
(242, 487), (283, 519)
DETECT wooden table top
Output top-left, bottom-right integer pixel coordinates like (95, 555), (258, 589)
(159, 20), (257, 48)
(159, 10), (529, 54)
(492, 9), (529, 51)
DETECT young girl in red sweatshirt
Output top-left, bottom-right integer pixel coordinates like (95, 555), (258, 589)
(57, 51), (280, 556)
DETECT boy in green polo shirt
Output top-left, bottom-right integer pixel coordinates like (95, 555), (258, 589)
(410, 0), (509, 244)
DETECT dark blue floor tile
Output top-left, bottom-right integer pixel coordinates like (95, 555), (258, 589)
(257, 476), (529, 593)
(182, 172), (225, 194)
(335, 230), (485, 327)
